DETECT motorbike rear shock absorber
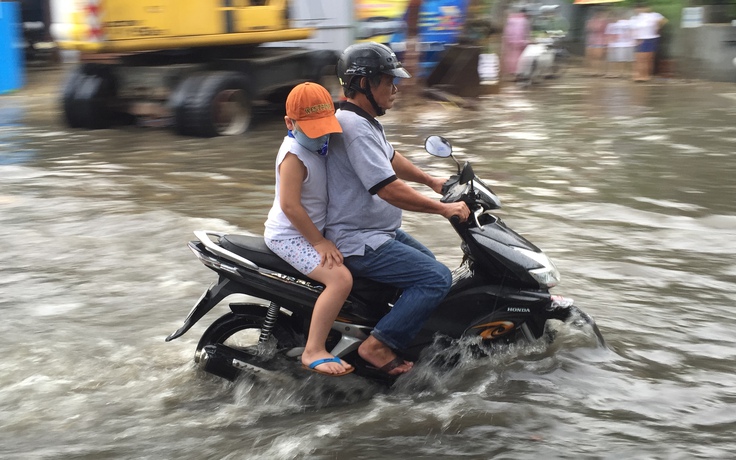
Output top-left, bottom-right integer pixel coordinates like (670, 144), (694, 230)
(258, 302), (280, 344)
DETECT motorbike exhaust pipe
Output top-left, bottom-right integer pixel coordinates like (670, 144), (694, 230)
(199, 345), (241, 381)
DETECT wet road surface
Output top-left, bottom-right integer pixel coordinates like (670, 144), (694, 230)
(1, 65), (736, 459)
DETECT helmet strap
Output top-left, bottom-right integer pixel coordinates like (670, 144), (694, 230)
(352, 77), (386, 117)
(365, 85), (386, 117)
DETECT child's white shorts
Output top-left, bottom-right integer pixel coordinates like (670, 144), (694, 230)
(264, 236), (320, 275)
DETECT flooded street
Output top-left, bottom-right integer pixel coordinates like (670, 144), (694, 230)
(2, 66), (736, 459)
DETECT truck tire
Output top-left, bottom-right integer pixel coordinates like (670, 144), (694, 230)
(62, 64), (118, 130)
(61, 67), (87, 128)
(170, 73), (207, 136)
(175, 71), (252, 137)
(75, 74), (117, 129)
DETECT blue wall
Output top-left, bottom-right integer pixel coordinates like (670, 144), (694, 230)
(0, 2), (25, 94)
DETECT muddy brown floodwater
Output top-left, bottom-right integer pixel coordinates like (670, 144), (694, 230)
(1, 65), (735, 459)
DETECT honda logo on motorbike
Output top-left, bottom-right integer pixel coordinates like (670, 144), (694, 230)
(507, 307), (531, 313)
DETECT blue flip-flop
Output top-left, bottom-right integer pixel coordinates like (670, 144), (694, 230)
(302, 356), (354, 376)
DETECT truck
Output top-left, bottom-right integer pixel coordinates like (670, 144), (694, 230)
(51, 0), (348, 136)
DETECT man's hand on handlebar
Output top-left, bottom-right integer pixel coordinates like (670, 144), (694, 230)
(441, 202), (471, 222)
(428, 176), (448, 195)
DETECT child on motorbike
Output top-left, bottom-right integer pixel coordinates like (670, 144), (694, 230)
(263, 83), (354, 376)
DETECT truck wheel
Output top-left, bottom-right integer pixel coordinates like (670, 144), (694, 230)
(170, 73), (207, 136)
(178, 72), (252, 137)
(62, 64), (118, 130)
(61, 67), (87, 128)
(75, 74), (117, 129)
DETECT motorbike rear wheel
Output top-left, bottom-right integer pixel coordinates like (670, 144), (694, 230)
(550, 49), (569, 78)
(195, 306), (301, 366)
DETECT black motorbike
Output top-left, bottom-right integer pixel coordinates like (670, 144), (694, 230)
(166, 135), (604, 383)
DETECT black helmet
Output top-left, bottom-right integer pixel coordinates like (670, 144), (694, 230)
(337, 42), (411, 116)
(337, 42), (411, 89)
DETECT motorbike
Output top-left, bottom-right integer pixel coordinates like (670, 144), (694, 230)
(516, 32), (569, 86)
(166, 135), (604, 384)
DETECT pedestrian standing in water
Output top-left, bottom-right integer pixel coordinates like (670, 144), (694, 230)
(502, 7), (531, 80)
(631, 1), (667, 82)
(263, 82), (354, 376)
(585, 8), (609, 76)
(605, 10), (635, 78)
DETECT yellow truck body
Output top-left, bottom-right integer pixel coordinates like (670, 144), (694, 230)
(56, 0), (343, 137)
(56, 0), (313, 53)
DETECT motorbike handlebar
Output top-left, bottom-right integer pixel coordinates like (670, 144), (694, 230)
(449, 206), (484, 228)
(442, 175), (459, 196)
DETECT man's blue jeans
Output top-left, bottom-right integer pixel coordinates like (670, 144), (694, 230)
(344, 229), (452, 351)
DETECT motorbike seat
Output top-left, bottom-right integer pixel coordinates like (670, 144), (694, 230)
(219, 234), (396, 292)
(221, 233), (305, 278)
(220, 234), (398, 323)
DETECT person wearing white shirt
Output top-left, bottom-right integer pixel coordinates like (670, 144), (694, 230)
(631, 1), (667, 81)
(605, 11), (635, 78)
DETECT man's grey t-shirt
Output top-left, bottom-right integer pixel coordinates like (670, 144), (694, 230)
(325, 103), (402, 257)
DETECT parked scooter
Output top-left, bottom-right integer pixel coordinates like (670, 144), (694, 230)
(516, 32), (569, 86)
(166, 136), (604, 384)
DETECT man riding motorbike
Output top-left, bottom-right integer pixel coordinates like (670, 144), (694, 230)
(325, 42), (470, 376)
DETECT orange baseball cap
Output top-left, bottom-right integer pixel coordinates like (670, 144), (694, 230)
(286, 82), (342, 138)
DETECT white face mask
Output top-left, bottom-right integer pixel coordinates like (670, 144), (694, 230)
(291, 123), (329, 155)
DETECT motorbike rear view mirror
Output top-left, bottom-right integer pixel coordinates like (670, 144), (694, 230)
(425, 135), (462, 171)
(425, 135), (452, 157)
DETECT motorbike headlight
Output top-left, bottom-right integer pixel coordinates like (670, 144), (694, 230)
(513, 247), (561, 288)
